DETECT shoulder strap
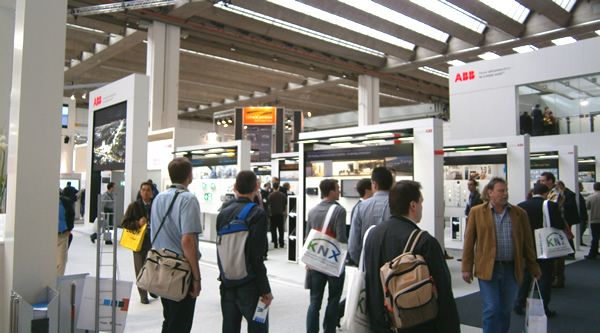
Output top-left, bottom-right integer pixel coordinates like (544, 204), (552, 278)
(402, 229), (424, 254)
(237, 203), (257, 220)
(321, 204), (337, 233)
(151, 189), (185, 246)
(542, 200), (551, 228)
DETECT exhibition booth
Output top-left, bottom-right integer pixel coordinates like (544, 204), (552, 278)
(174, 140), (252, 242)
(295, 118), (444, 262)
(443, 136), (529, 250)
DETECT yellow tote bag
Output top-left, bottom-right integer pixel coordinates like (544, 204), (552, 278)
(120, 224), (147, 252)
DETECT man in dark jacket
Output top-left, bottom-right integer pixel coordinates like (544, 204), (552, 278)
(557, 181), (578, 260)
(217, 171), (273, 332)
(532, 104), (544, 136)
(364, 180), (460, 333)
(514, 184), (564, 317)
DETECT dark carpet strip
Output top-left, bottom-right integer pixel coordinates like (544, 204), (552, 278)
(455, 259), (600, 332)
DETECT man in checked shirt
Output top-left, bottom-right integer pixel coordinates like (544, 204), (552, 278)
(462, 177), (540, 333)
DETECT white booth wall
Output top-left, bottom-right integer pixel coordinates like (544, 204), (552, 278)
(449, 36), (600, 178)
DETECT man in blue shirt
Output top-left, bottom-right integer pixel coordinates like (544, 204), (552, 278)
(348, 167), (393, 263)
(150, 157), (203, 333)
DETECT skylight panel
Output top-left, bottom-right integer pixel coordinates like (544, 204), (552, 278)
(552, 36), (577, 46)
(267, 0), (415, 50)
(339, 0), (449, 43)
(419, 66), (449, 79)
(215, 2), (385, 57)
(410, 0), (486, 34)
(480, 0), (530, 24)
(553, 0), (576, 12)
(478, 52), (501, 60)
(447, 60), (466, 66)
(513, 45), (538, 53)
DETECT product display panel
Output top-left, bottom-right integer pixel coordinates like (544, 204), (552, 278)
(341, 179), (360, 198)
(530, 157), (559, 188)
(62, 104), (69, 128)
(91, 101), (127, 171)
(304, 143), (414, 225)
(443, 154), (507, 209)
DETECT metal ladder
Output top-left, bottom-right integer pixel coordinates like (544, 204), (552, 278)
(94, 193), (119, 332)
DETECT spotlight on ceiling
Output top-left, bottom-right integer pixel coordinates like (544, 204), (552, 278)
(227, 118), (233, 124)
(216, 120), (222, 125)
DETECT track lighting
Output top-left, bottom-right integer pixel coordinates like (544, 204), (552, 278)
(227, 118), (233, 124)
(82, 91), (87, 99)
(216, 120), (222, 125)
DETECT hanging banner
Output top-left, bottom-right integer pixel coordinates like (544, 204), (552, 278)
(243, 107), (276, 125)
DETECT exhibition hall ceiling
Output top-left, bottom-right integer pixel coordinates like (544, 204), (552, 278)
(63, 0), (600, 122)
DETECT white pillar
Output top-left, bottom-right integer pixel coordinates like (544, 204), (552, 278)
(147, 21), (180, 131)
(357, 75), (379, 127)
(558, 145), (579, 248)
(3, 1), (67, 331)
(413, 118), (445, 245)
(506, 135), (530, 204)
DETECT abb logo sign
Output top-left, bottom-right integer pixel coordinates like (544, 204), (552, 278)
(93, 96), (102, 107)
(454, 71), (475, 82)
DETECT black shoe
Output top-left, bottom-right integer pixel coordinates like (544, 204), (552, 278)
(90, 233), (97, 244)
(581, 243), (588, 246)
(149, 293), (158, 298)
(263, 255), (268, 261)
(545, 310), (557, 318)
(584, 255), (597, 260)
(457, 258), (462, 262)
(514, 307), (525, 316)
(566, 254), (576, 260)
(105, 240), (113, 245)
(140, 298), (149, 304)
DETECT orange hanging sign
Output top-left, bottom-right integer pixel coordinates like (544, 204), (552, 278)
(243, 107), (276, 125)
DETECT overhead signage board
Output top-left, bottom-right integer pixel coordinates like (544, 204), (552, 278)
(243, 107), (276, 125)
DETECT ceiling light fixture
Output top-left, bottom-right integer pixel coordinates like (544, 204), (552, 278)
(273, 55), (278, 62)
(216, 120), (222, 125)
(70, 92), (75, 100)
(230, 45), (236, 52)
(81, 91), (87, 99)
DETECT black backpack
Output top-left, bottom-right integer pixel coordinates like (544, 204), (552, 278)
(216, 203), (257, 288)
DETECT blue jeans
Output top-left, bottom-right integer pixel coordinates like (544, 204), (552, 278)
(220, 284), (268, 333)
(306, 270), (345, 333)
(478, 263), (519, 333)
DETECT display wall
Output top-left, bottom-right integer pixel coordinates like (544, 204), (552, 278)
(86, 74), (149, 225)
(297, 118), (444, 262)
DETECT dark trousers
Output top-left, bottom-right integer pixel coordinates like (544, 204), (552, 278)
(515, 259), (555, 312)
(270, 213), (285, 247)
(589, 223), (600, 257)
(160, 293), (197, 333)
(133, 234), (151, 299)
(220, 284), (268, 333)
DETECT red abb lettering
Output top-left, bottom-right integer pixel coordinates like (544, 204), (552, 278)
(93, 96), (102, 106)
(455, 71), (475, 83)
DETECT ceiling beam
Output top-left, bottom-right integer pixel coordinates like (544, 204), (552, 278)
(235, 0), (416, 60)
(64, 29), (147, 79)
(296, 0), (449, 54)
(447, 0), (525, 37)
(518, 0), (572, 27)
(373, 0), (484, 46)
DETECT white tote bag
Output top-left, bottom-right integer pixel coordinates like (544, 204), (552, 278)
(534, 200), (574, 259)
(341, 226), (375, 333)
(525, 280), (547, 333)
(301, 205), (347, 277)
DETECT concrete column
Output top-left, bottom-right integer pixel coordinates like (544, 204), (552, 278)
(357, 75), (379, 127)
(3, 0), (67, 331)
(413, 118), (444, 245)
(147, 21), (180, 131)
